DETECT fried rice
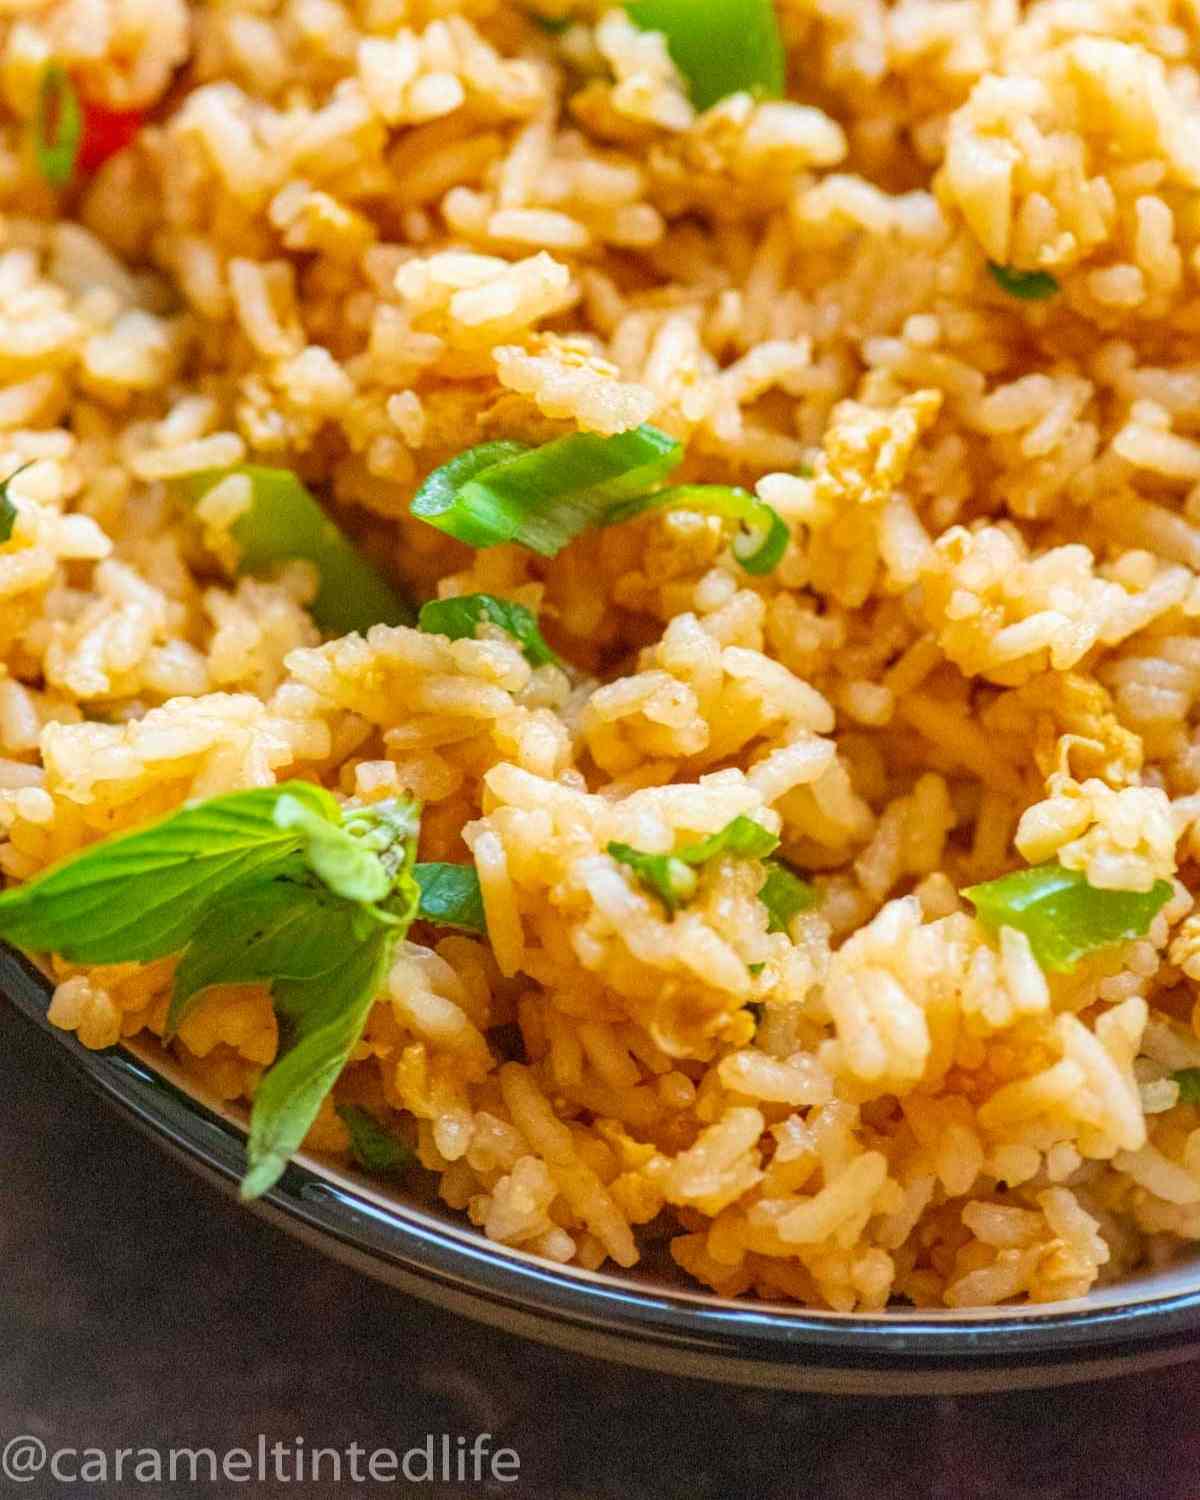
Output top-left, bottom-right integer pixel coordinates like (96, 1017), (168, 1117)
(9, 0), (1200, 1312)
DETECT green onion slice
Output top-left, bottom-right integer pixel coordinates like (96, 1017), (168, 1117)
(609, 815), (779, 915)
(418, 593), (562, 668)
(336, 1104), (413, 1174)
(179, 465), (413, 636)
(626, 0), (785, 111)
(963, 861), (1171, 973)
(987, 263), (1060, 301)
(411, 426), (683, 557)
(0, 463), (32, 544)
(759, 859), (818, 933)
(1172, 1069), (1200, 1106)
(34, 64), (82, 188)
(605, 483), (789, 575)
(409, 441), (531, 548)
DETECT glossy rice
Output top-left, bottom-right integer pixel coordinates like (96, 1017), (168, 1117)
(9, 0), (1200, 1311)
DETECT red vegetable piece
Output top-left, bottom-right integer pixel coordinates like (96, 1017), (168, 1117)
(77, 98), (143, 174)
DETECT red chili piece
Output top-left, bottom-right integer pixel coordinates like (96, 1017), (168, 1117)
(77, 98), (143, 174)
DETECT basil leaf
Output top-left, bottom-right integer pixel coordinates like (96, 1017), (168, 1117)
(336, 1103), (413, 1175)
(414, 861), (487, 933)
(0, 464), (32, 544)
(241, 923), (395, 1200)
(608, 815), (779, 915)
(342, 797), (422, 887)
(987, 263), (1060, 301)
(273, 792), (392, 904)
(759, 859), (818, 934)
(1173, 1069), (1200, 1106)
(35, 64), (82, 188)
(963, 861), (1172, 973)
(167, 878), (361, 1036)
(0, 782), (339, 964)
(418, 594), (562, 668)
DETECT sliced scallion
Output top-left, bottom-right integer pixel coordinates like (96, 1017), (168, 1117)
(609, 815), (779, 915)
(963, 861), (1171, 973)
(410, 426), (683, 557)
(626, 0), (785, 111)
(605, 483), (789, 574)
(987, 263), (1060, 301)
(34, 64), (82, 188)
(759, 859), (818, 933)
(180, 465), (413, 636)
(0, 464), (32, 544)
(418, 593), (562, 668)
(336, 1104), (413, 1175)
(408, 441), (530, 548)
(1173, 1069), (1200, 1106)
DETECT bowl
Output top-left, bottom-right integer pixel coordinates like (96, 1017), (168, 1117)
(5, 939), (1200, 1395)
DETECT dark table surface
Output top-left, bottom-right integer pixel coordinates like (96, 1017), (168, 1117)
(2, 996), (1198, 1500)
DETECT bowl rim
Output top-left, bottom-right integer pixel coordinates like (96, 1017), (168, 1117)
(6, 940), (1200, 1383)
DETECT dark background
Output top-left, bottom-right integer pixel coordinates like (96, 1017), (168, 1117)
(1, 997), (1196, 1500)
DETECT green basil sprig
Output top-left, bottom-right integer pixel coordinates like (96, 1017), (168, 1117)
(0, 785), (427, 1199)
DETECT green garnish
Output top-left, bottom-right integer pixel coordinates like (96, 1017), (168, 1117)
(626, 0), (785, 111)
(0, 464), (31, 544)
(605, 483), (789, 575)
(963, 861), (1171, 973)
(410, 426), (683, 557)
(179, 465), (413, 636)
(418, 594), (562, 668)
(1173, 1069), (1200, 1106)
(168, 880), (366, 1032)
(530, 9), (572, 30)
(34, 64), (82, 188)
(411, 432), (788, 574)
(608, 815), (779, 914)
(413, 862), (488, 935)
(0, 782), (341, 964)
(336, 1103), (414, 1175)
(0, 784), (423, 1200)
(241, 922), (400, 1200)
(759, 859), (818, 934)
(272, 792), (398, 904)
(408, 441), (530, 547)
(987, 263), (1060, 301)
